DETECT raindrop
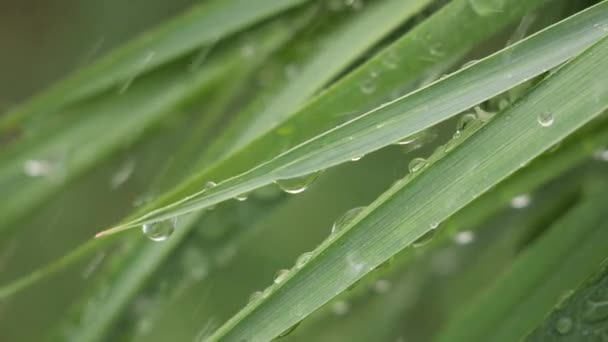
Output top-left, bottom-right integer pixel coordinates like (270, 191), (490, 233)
(234, 193), (248, 201)
(331, 300), (350, 315)
(249, 291), (263, 303)
(360, 79), (376, 94)
(382, 51), (399, 69)
(413, 228), (437, 247)
(295, 252), (313, 269)
(204, 181), (217, 190)
(408, 158), (429, 173)
(555, 316), (573, 335)
(275, 171), (321, 194)
(278, 322), (301, 338)
(142, 220), (175, 242)
(351, 155), (364, 162)
(23, 159), (53, 177)
(474, 106), (495, 122)
(510, 194), (531, 209)
(332, 207), (365, 235)
(469, 0), (503, 16)
(537, 112), (554, 127)
(461, 59), (478, 69)
(274, 269), (290, 284)
(394, 136), (418, 146)
(593, 148), (608, 162)
(454, 113), (477, 138)
(454, 231), (475, 245)
(345, 0), (363, 10)
(429, 42), (445, 57)
(373, 279), (392, 293)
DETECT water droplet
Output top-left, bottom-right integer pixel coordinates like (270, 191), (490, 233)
(249, 291), (263, 303)
(469, 0), (503, 16)
(331, 300), (350, 315)
(454, 231), (475, 245)
(382, 52), (399, 69)
(394, 136), (418, 146)
(360, 79), (376, 94)
(461, 59), (478, 69)
(537, 112), (554, 127)
(555, 316), (573, 335)
(510, 194), (531, 209)
(413, 229), (437, 247)
(295, 252), (313, 269)
(474, 106), (495, 122)
(274, 269), (290, 284)
(429, 42), (445, 57)
(23, 159), (53, 177)
(351, 155), (364, 161)
(373, 279), (392, 293)
(234, 193), (248, 201)
(593, 148), (608, 161)
(278, 322), (301, 338)
(332, 207), (365, 235)
(454, 113), (477, 138)
(275, 171), (321, 194)
(204, 181), (217, 190)
(408, 158), (429, 173)
(142, 220), (175, 242)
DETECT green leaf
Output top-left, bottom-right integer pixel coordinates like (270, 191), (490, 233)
(103, 2), (608, 234)
(0, 0), (313, 131)
(207, 31), (608, 340)
(437, 188), (608, 342)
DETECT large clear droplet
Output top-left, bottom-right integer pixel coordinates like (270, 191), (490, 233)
(537, 112), (554, 127)
(510, 194), (531, 209)
(278, 322), (301, 338)
(234, 193), (248, 201)
(408, 158), (429, 173)
(454, 113), (477, 138)
(204, 181), (217, 190)
(273, 269), (290, 284)
(142, 220), (175, 242)
(275, 171), (321, 194)
(248, 291), (263, 303)
(331, 207), (365, 235)
(555, 316), (573, 335)
(413, 227), (438, 247)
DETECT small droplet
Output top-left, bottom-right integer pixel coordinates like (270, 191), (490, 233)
(274, 269), (290, 284)
(331, 300), (350, 315)
(394, 136), (418, 146)
(275, 171), (321, 194)
(23, 159), (53, 177)
(382, 52), (399, 69)
(454, 113), (477, 138)
(234, 193), (248, 201)
(510, 194), (531, 209)
(555, 316), (573, 335)
(593, 148), (608, 161)
(413, 229), (437, 247)
(204, 181), (217, 190)
(360, 79), (376, 94)
(537, 112), (554, 127)
(142, 220), (175, 242)
(332, 207), (365, 235)
(295, 252), (313, 269)
(249, 291), (263, 303)
(474, 106), (495, 122)
(454, 231), (475, 245)
(278, 322), (301, 338)
(429, 42), (445, 57)
(373, 279), (392, 293)
(408, 158), (429, 173)
(351, 155), (364, 161)
(345, 0), (363, 10)
(461, 59), (478, 69)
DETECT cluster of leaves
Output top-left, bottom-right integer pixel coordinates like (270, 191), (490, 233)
(1, 0), (608, 341)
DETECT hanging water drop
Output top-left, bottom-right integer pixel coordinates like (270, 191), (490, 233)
(537, 112), (554, 127)
(510, 194), (531, 209)
(204, 181), (217, 190)
(454, 114), (477, 138)
(295, 252), (313, 269)
(555, 316), (573, 335)
(274, 269), (290, 284)
(413, 229), (437, 247)
(351, 155), (364, 162)
(408, 158), (429, 173)
(382, 51), (399, 69)
(274, 171), (321, 194)
(142, 220), (175, 242)
(454, 231), (475, 245)
(474, 105), (495, 122)
(234, 193), (248, 201)
(331, 207), (365, 235)
(248, 291), (263, 303)
(278, 322), (301, 338)
(429, 42), (445, 57)
(394, 136), (418, 146)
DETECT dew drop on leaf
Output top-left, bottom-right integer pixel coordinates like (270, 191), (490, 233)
(413, 228), (437, 247)
(274, 269), (290, 284)
(278, 322), (301, 338)
(248, 291), (263, 303)
(350, 155), (364, 162)
(142, 220), (175, 242)
(295, 252), (313, 269)
(510, 194), (532, 209)
(454, 113), (477, 138)
(204, 181), (217, 190)
(275, 171), (321, 194)
(408, 157), (429, 173)
(234, 193), (248, 201)
(454, 230), (475, 245)
(331, 207), (365, 235)
(555, 316), (573, 335)
(537, 112), (554, 127)
(359, 79), (376, 94)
